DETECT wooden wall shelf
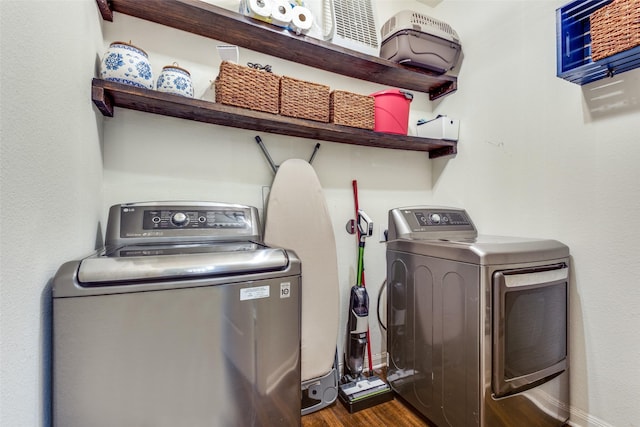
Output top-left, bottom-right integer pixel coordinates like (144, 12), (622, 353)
(92, 79), (457, 158)
(97, 0), (457, 100)
(94, 0), (458, 157)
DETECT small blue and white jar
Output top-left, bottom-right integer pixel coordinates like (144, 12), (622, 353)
(99, 41), (154, 89)
(156, 63), (194, 97)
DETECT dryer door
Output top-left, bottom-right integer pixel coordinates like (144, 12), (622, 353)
(492, 263), (568, 397)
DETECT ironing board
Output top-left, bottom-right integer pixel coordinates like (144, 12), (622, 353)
(263, 159), (340, 414)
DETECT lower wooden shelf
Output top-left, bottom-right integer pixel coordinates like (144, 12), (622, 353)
(91, 79), (457, 158)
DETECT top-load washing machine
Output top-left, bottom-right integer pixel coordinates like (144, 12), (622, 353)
(386, 206), (570, 427)
(53, 201), (301, 427)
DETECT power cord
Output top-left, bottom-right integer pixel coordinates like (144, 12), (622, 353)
(377, 278), (387, 331)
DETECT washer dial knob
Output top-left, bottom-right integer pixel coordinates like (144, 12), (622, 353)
(171, 212), (189, 226)
(429, 213), (441, 224)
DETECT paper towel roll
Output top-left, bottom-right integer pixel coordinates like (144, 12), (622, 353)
(290, 6), (313, 34)
(248, 0), (272, 19)
(271, 0), (293, 27)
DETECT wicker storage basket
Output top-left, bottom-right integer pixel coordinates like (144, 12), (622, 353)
(215, 61), (280, 114)
(590, 0), (640, 62)
(329, 90), (375, 130)
(279, 76), (330, 122)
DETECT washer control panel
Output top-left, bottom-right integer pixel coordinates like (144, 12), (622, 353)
(142, 208), (248, 230)
(105, 201), (261, 247)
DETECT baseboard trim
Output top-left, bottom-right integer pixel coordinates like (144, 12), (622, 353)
(568, 406), (614, 427)
(337, 352), (387, 373)
(370, 352), (387, 370)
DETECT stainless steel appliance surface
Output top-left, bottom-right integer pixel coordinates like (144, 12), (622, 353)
(386, 206), (569, 427)
(53, 201), (302, 427)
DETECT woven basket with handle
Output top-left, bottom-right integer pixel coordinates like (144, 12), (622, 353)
(215, 61), (280, 114)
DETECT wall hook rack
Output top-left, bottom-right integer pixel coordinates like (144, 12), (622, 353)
(255, 135), (321, 174)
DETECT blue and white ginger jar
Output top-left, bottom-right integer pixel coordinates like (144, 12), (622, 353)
(100, 41), (154, 89)
(156, 63), (194, 97)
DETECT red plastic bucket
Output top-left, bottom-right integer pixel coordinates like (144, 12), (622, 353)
(370, 89), (413, 135)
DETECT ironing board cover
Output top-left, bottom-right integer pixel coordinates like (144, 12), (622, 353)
(263, 159), (340, 382)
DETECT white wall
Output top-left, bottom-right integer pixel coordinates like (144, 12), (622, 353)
(0, 0), (104, 425)
(1, 0), (639, 426)
(431, 1), (640, 426)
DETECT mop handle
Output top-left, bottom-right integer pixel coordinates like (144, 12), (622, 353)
(352, 180), (365, 285)
(352, 180), (373, 376)
(356, 241), (365, 287)
(352, 180), (361, 241)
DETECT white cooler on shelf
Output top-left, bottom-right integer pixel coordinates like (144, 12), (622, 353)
(416, 116), (460, 141)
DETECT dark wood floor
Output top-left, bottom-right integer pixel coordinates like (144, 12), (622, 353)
(302, 396), (571, 427)
(301, 393), (432, 427)
(302, 368), (433, 427)
(301, 369), (570, 427)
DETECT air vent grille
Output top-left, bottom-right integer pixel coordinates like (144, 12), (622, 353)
(410, 12), (456, 38)
(334, 0), (378, 49)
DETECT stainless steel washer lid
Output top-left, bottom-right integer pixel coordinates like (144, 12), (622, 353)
(387, 235), (569, 265)
(77, 243), (291, 285)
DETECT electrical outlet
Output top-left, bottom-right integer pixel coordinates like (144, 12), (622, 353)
(379, 224), (388, 242)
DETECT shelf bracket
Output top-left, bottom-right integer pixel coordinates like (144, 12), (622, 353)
(255, 135), (321, 174)
(92, 85), (114, 117)
(429, 80), (457, 101)
(96, 0), (113, 21)
(428, 144), (457, 159)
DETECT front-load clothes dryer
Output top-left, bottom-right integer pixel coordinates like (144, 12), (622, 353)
(52, 201), (301, 427)
(386, 206), (570, 427)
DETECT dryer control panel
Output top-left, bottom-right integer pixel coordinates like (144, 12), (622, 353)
(413, 210), (472, 227)
(387, 206), (477, 241)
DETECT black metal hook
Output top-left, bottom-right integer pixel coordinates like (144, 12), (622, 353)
(255, 135), (320, 174)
